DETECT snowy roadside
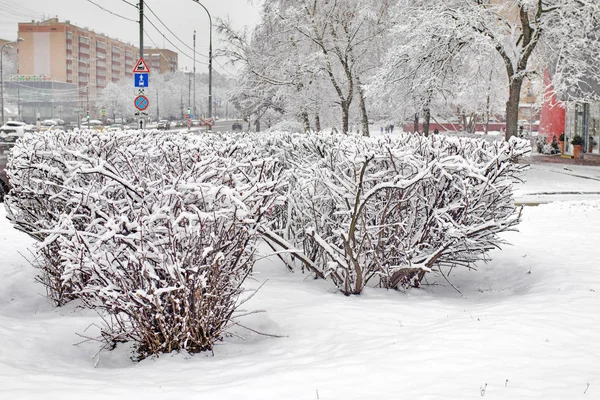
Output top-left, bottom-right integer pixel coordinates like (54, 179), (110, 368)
(515, 163), (600, 204)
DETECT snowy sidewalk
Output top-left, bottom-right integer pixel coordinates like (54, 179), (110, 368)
(515, 163), (600, 205)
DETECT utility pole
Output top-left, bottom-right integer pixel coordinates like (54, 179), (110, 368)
(193, 30), (196, 118)
(188, 70), (191, 116)
(191, 1), (212, 119)
(86, 87), (90, 129)
(139, 1), (144, 59)
(156, 89), (159, 120)
(1, 39), (24, 124)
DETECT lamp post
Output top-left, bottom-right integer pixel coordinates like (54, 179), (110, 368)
(74, 55), (104, 129)
(1, 38), (24, 124)
(191, 0), (212, 119)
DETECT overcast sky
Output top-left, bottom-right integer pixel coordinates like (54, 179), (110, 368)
(0, 0), (262, 75)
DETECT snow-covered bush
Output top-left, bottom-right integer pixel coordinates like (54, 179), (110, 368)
(266, 120), (305, 134)
(5, 130), (284, 358)
(258, 133), (530, 295)
(56, 155), (282, 358)
(6, 129), (529, 311)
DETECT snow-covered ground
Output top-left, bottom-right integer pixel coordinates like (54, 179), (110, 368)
(1, 163), (599, 399)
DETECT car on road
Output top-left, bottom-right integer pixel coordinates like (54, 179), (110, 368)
(231, 122), (243, 132)
(106, 123), (124, 132)
(1, 121), (34, 152)
(157, 120), (171, 130)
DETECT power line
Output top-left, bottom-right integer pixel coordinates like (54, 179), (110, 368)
(0, 1), (40, 19)
(144, 2), (209, 60)
(121, 0), (138, 8)
(143, 27), (182, 66)
(85, 0), (137, 23)
(143, 15), (208, 66)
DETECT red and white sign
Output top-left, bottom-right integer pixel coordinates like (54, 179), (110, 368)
(132, 57), (150, 73)
(200, 117), (214, 127)
(134, 95), (149, 111)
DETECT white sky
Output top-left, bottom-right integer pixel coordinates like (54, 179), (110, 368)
(0, 0), (262, 75)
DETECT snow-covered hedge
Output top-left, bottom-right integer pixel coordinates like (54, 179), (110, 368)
(5, 129), (528, 356)
(250, 133), (530, 295)
(5, 130), (284, 357)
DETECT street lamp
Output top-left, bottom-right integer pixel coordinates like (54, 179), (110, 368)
(1, 38), (24, 124)
(71, 55), (104, 129)
(191, 0), (212, 119)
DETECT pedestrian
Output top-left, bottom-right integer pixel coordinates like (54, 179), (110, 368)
(381, 126), (384, 134)
(434, 128), (439, 135)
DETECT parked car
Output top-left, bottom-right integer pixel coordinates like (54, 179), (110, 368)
(0, 153), (9, 202)
(106, 123), (124, 132)
(231, 122), (243, 132)
(1, 121), (34, 151)
(157, 120), (171, 130)
(41, 119), (65, 127)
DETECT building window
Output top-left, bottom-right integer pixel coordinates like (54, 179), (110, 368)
(79, 35), (90, 45)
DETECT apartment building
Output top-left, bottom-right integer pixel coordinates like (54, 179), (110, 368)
(143, 48), (178, 74)
(17, 18), (139, 107)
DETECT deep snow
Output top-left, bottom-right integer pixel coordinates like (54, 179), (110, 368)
(1, 163), (599, 399)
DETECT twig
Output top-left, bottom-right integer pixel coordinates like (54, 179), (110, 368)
(437, 266), (462, 295)
(233, 322), (287, 338)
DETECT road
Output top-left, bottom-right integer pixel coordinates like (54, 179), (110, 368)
(162, 119), (245, 134)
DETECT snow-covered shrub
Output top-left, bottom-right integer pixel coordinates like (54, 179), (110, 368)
(259, 133), (529, 295)
(266, 120), (305, 134)
(4, 130), (125, 303)
(55, 155), (283, 358)
(5, 130), (284, 358)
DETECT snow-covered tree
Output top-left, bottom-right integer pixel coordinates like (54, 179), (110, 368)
(96, 80), (132, 122)
(376, 0), (600, 139)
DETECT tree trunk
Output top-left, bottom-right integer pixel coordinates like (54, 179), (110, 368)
(355, 76), (369, 137)
(505, 77), (523, 140)
(301, 111), (310, 133)
(423, 107), (431, 136)
(315, 114), (321, 132)
(413, 113), (419, 133)
(341, 102), (350, 134)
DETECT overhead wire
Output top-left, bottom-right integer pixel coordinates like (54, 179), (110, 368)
(143, 14), (208, 66)
(143, 27), (185, 67)
(85, 0), (138, 23)
(144, 2), (209, 60)
(142, 5), (238, 77)
(121, 0), (138, 8)
(0, 0), (40, 19)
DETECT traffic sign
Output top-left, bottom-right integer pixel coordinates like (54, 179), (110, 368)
(132, 57), (150, 73)
(134, 73), (149, 88)
(200, 117), (214, 127)
(100, 108), (106, 116)
(134, 95), (149, 111)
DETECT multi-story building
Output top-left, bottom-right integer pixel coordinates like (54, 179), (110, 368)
(143, 48), (178, 74)
(17, 18), (140, 111)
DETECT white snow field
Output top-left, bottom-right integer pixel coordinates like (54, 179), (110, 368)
(1, 163), (599, 399)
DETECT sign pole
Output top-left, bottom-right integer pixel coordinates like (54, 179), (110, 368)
(139, 1), (144, 59)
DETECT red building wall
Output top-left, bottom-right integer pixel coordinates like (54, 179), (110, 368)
(539, 70), (566, 142)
